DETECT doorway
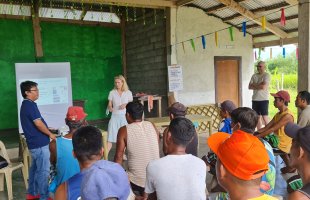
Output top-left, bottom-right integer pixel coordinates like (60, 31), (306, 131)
(214, 56), (242, 106)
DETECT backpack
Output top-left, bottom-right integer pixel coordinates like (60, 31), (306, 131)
(0, 155), (8, 169)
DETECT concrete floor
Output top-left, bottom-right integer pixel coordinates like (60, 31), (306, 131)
(0, 132), (288, 200)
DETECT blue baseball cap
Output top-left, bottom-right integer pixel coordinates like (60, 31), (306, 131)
(81, 160), (131, 200)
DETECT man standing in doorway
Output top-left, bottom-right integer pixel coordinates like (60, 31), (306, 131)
(20, 80), (56, 200)
(249, 61), (271, 129)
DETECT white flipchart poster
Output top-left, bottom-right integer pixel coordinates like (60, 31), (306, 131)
(168, 65), (183, 92)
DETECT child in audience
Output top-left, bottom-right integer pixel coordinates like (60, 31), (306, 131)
(218, 100), (237, 134)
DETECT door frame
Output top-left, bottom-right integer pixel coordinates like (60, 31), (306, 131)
(214, 56), (243, 106)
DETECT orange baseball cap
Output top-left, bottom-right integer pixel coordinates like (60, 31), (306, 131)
(207, 130), (269, 180)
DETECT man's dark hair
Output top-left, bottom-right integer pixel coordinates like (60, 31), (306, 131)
(168, 117), (196, 147)
(231, 107), (258, 133)
(126, 102), (143, 120)
(72, 126), (102, 162)
(20, 81), (37, 98)
(298, 91), (310, 105)
(66, 120), (84, 130)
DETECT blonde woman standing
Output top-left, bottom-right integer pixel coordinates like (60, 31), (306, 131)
(107, 75), (133, 153)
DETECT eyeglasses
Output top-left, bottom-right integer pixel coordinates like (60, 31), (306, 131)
(29, 89), (38, 92)
(257, 65), (263, 68)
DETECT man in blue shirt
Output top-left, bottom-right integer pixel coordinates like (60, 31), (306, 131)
(20, 81), (55, 200)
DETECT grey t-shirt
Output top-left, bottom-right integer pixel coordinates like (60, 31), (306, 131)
(249, 72), (270, 101)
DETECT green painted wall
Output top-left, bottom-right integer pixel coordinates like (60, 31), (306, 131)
(0, 19), (122, 129)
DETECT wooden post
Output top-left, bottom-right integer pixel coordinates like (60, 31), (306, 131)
(121, 16), (127, 78)
(32, 1), (43, 58)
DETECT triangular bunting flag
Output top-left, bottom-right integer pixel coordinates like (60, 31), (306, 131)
(270, 48), (272, 59)
(280, 8), (286, 26)
(215, 32), (218, 47)
(182, 42), (185, 54)
(201, 35), (206, 49)
(229, 27), (234, 41)
(242, 22), (246, 37)
(190, 39), (196, 52)
(283, 47), (286, 58)
(262, 16), (266, 31)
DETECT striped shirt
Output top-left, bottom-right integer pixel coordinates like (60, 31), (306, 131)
(127, 121), (160, 187)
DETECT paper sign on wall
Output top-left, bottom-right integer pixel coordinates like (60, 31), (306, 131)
(168, 65), (183, 92)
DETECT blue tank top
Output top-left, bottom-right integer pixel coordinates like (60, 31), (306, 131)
(67, 172), (83, 200)
(56, 137), (80, 187)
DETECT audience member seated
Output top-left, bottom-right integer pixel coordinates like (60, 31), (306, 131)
(205, 107), (276, 198)
(218, 100), (237, 134)
(255, 90), (294, 174)
(49, 106), (87, 193)
(114, 102), (160, 196)
(201, 100), (237, 192)
(295, 91), (310, 127)
(162, 102), (198, 156)
(285, 123), (310, 200)
(143, 117), (207, 200)
(208, 120), (277, 200)
(54, 126), (132, 200)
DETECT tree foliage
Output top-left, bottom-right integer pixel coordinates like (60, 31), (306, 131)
(255, 52), (297, 75)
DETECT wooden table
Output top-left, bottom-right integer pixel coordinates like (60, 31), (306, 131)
(136, 96), (162, 117)
(145, 114), (213, 136)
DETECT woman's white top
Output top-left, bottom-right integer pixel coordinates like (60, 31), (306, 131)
(108, 89), (133, 115)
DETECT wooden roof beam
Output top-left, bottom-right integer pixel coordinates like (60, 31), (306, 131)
(284, 0), (299, 5)
(245, 14), (298, 29)
(64, 0), (176, 9)
(177, 0), (195, 6)
(253, 37), (298, 48)
(253, 28), (297, 38)
(204, 0), (247, 14)
(217, 0), (288, 38)
(222, 2), (288, 22)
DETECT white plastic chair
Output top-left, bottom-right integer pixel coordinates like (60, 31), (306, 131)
(19, 135), (31, 188)
(0, 140), (27, 200)
(101, 130), (109, 160)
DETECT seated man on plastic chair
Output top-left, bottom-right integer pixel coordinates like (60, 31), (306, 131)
(255, 90), (295, 174)
(49, 106), (87, 193)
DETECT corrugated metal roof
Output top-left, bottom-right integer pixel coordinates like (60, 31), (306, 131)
(83, 11), (120, 23)
(212, 8), (238, 18)
(192, 0), (221, 9)
(274, 18), (298, 30)
(39, 7), (83, 20)
(240, 0), (285, 10)
(0, 3), (31, 16)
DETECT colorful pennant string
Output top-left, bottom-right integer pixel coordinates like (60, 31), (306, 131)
(201, 35), (206, 49)
(242, 22), (247, 37)
(283, 47), (286, 58)
(215, 32), (218, 47)
(280, 8), (286, 26)
(270, 48), (272, 59)
(229, 27), (234, 41)
(190, 39), (196, 52)
(261, 16), (266, 31)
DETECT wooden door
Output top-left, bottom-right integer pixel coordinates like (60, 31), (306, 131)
(215, 57), (241, 106)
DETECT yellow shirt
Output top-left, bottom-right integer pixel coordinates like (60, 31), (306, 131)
(249, 194), (278, 200)
(274, 108), (294, 153)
